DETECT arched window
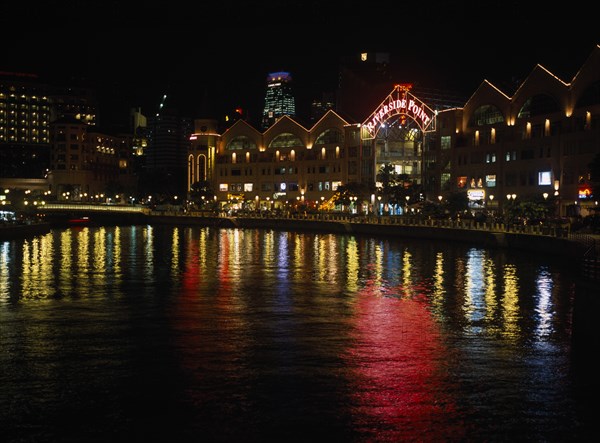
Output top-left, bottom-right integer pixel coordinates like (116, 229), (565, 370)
(268, 132), (304, 149)
(314, 128), (343, 145)
(468, 104), (504, 126)
(226, 135), (257, 150)
(517, 94), (560, 118)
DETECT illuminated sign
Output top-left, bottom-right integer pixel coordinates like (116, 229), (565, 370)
(467, 189), (486, 201)
(538, 171), (552, 185)
(578, 185), (592, 199)
(361, 85), (435, 138)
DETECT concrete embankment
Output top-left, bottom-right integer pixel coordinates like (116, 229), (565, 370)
(227, 216), (588, 259)
(0, 222), (52, 240)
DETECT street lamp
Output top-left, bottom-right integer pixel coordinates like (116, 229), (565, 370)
(438, 195), (442, 203)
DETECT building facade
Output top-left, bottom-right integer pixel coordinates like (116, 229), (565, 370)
(431, 44), (600, 217)
(47, 116), (136, 201)
(189, 44), (600, 218)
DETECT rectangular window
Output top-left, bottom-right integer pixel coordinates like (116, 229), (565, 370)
(440, 135), (451, 150)
(521, 149), (534, 160)
(219, 183), (228, 191)
(505, 173), (517, 186)
(485, 174), (496, 187)
(244, 183), (253, 192)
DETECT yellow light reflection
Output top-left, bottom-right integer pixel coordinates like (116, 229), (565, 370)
(112, 226), (122, 280)
(21, 234), (54, 299)
(171, 227), (180, 276)
(502, 264), (521, 339)
(292, 233), (305, 283)
(59, 229), (73, 294)
(431, 252), (445, 311)
(484, 257), (497, 324)
(401, 249), (413, 297)
(345, 237), (360, 293)
(0, 242), (9, 300)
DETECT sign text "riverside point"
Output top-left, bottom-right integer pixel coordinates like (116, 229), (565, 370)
(364, 97), (433, 136)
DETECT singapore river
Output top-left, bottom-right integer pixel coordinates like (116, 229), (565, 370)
(0, 225), (596, 442)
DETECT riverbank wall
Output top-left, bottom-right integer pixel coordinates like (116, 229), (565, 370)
(149, 214), (591, 260)
(0, 222), (52, 241)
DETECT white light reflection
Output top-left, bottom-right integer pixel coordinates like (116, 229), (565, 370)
(143, 225), (154, 282)
(534, 268), (554, 338)
(463, 249), (487, 328)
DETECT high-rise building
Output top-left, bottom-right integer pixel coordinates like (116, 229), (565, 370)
(144, 95), (193, 198)
(0, 72), (51, 179)
(0, 71), (99, 181)
(261, 72), (295, 130)
(310, 92), (336, 124)
(336, 52), (393, 122)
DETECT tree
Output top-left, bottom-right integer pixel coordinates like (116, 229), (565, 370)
(445, 191), (469, 215)
(333, 182), (368, 208)
(376, 164), (398, 198)
(189, 180), (215, 208)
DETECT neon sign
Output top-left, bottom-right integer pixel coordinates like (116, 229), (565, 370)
(361, 85), (435, 139)
(578, 185), (592, 199)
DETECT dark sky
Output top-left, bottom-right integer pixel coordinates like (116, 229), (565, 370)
(2, 6), (599, 129)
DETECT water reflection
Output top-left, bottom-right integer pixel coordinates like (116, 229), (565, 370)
(0, 225), (588, 440)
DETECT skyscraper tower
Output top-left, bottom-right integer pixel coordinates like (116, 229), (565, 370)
(261, 72), (295, 130)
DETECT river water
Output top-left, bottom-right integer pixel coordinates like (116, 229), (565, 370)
(0, 225), (596, 442)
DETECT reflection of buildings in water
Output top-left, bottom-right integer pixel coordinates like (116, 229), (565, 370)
(345, 237), (360, 293)
(502, 264), (521, 338)
(534, 269), (554, 339)
(348, 279), (462, 440)
(464, 249), (487, 326)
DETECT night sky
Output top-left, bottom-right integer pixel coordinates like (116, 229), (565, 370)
(2, 4), (599, 129)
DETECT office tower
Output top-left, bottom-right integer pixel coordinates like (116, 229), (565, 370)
(310, 92), (336, 124)
(336, 52), (393, 122)
(261, 72), (295, 130)
(144, 95), (193, 198)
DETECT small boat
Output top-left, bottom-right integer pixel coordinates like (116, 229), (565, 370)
(67, 216), (90, 225)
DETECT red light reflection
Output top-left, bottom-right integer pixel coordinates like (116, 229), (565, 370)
(346, 283), (466, 440)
